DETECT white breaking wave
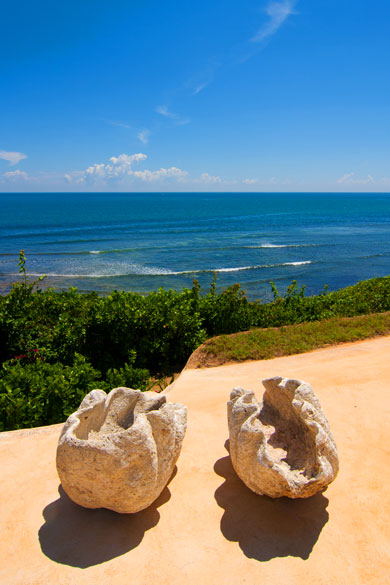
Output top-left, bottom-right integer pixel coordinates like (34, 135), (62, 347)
(283, 261), (312, 266)
(165, 260), (313, 275)
(247, 243), (315, 249)
(11, 260), (312, 279)
(255, 244), (294, 248)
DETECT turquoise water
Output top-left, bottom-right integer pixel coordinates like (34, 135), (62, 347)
(1, 192), (390, 300)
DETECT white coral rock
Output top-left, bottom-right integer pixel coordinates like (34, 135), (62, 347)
(56, 388), (187, 513)
(228, 377), (339, 498)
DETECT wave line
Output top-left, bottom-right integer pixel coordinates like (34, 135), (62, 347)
(4, 260), (313, 279)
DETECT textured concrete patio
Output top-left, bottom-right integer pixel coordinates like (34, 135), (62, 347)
(1, 336), (390, 585)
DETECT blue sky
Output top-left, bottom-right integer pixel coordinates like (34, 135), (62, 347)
(1, 0), (389, 192)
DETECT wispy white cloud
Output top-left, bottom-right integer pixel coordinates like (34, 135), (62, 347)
(200, 172), (223, 184)
(336, 172), (390, 187)
(156, 105), (190, 125)
(187, 60), (220, 96)
(183, 54), (222, 96)
(130, 167), (188, 182)
(156, 105), (177, 119)
(106, 120), (132, 129)
(1, 169), (69, 188)
(64, 171), (85, 184)
(337, 173), (390, 186)
(2, 169), (29, 180)
(337, 172), (375, 185)
(251, 1), (296, 43)
(337, 172), (354, 184)
(192, 82), (209, 95)
(185, 2), (297, 97)
(0, 150), (28, 165)
(242, 176), (293, 187)
(176, 118), (191, 126)
(137, 129), (151, 144)
(362, 175), (376, 184)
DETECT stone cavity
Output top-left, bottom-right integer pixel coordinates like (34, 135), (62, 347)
(56, 387), (187, 513)
(227, 376), (339, 498)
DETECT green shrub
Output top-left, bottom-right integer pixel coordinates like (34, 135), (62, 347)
(198, 275), (253, 335)
(0, 354), (102, 431)
(0, 353), (152, 432)
(0, 284), (96, 365)
(3, 272), (390, 376)
(85, 287), (206, 374)
(2, 251), (390, 432)
(102, 361), (151, 392)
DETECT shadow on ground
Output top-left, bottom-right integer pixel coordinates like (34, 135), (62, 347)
(38, 468), (176, 568)
(214, 455), (329, 561)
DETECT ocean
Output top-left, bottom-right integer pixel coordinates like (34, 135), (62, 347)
(1, 192), (390, 301)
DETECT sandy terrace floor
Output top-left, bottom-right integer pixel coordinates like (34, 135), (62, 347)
(1, 336), (390, 585)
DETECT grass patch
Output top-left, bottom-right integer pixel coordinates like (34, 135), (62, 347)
(197, 311), (390, 366)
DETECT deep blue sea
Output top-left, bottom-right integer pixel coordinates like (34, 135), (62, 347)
(1, 192), (390, 301)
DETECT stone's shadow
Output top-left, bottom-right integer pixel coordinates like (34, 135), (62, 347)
(38, 467), (176, 568)
(214, 456), (329, 561)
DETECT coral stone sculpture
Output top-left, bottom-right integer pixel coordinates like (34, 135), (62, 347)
(227, 377), (339, 498)
(56, 387), (187, 513)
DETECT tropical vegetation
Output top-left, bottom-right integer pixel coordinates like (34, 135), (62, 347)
(1, 251), (390, 431)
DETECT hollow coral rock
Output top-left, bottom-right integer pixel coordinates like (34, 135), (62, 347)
(227, 377), (339, 498)
(56, 387), (187, 513)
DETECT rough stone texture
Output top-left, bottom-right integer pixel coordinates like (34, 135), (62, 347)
(56, 387), (187, 513)
(228, 376), (339, 498)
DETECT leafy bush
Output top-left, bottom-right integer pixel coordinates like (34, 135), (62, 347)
(0, 353), (151, 432)
(102, 362), (151, 392)
(0, 354), (102, 431)
(0, 284), (96, 365)
(198, 275), (253, 335)
(2, 251), (390, 431)
(249, 276), (390, 328)
(85, 287), (206, 374)
(2, 269), (390, 377)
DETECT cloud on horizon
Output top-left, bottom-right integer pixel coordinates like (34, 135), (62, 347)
(65, 153), (188, 185)
(0, 150), (28, 165)
(2, 169), (29, 181)
(65, 153), (147, 183)
(131, 167), (188, 182)
(200, 172), (223, 184)
(337, 172), (375, 185)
